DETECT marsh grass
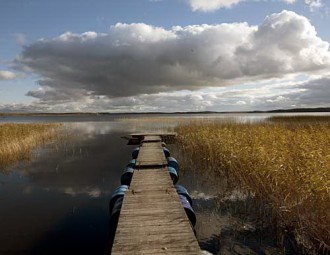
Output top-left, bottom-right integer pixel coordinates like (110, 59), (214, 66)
(175, 117), (330, 254)
(0, 123), (60, 170)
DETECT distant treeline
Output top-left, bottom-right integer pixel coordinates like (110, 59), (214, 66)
(255, 107), (330, 113)
(0, 107), (329, 116)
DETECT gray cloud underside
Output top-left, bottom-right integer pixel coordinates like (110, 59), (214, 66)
(120, 76), (330, 111)
(15, 10), (330, 104)
(2, 75), (329, 113)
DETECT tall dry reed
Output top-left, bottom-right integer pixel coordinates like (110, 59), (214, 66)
(0, 123), (60, 170)
(175, 118), (330, 254)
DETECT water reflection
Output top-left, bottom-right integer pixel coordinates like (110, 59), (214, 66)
(171, 144), (285, 255)
(1, 113), (328, 254)
(0, 122), (133, 255)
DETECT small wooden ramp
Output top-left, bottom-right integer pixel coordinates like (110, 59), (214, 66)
(127, 133), (176, 145)
(111, 135), (201, 255)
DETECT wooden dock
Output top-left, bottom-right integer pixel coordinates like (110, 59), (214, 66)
(111, 135), (201, 254)
(126, 133), (177, 145)
(135, 142), (168, 168)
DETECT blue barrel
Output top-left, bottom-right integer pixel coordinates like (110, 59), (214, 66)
(121, 166), (134, 186)
(163, 147), (170, 157)
(109, 185), (128, 214)
(127, 159), (136, 168)
(110, 196), (124, 225)
(132, 147), (140, 159)
(167, 157), (179, 171)
(179, 194), (196, 227)
(168, 166), (178, 184)
(175, 185), (193, 206)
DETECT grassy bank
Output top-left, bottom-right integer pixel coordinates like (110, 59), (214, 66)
(0, 123), (60, 170)
(175, 117), (330, 254)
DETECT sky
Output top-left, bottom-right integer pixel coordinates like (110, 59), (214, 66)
(0, 0), (330, 113)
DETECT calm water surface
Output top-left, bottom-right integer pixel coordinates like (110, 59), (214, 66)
(1, 113), (328, 255)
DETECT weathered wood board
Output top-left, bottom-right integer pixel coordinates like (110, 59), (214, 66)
(111, 170), (201, 255)
(135, 139), (167, 167)
(111, 135), (201, 254)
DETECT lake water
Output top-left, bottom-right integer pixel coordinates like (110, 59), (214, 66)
(1, 113), (328, 255)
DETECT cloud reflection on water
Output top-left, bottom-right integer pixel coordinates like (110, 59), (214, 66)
(0, 121), (135, 254)
(1, 114), (321, 254)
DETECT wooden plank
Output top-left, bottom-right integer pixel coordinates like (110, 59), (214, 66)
(112, 168), (201, 255)
(112, 135), (200, 254)
(135, 141), (167, 167)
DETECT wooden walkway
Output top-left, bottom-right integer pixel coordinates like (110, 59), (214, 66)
(135, 142), (168, 168)
(111, 136), (201, 254)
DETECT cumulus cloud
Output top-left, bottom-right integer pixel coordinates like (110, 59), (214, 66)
(0, 70), (17, 80)
(236, 11), (330, 75)
(14, 10), (330, 110)
(188, 0), (244, 11)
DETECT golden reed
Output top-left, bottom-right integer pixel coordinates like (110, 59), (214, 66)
(175, 117), (330, 254)
(0, 123), (60, 170)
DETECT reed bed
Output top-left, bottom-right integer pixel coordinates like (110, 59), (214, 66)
(0, 123), (60, 170)
(175, 117), (330, 254)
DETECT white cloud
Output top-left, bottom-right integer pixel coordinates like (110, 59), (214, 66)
(0, 70), (17, 80)
(186, 0), (324, 12)
(282, 0), (297, 4)
(305, 0), (323, 11)
(6, 11), (329, 113)
(237, 11), (330, 74)
(188, 0), (244, 12)
(14, 11), (330, 106)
